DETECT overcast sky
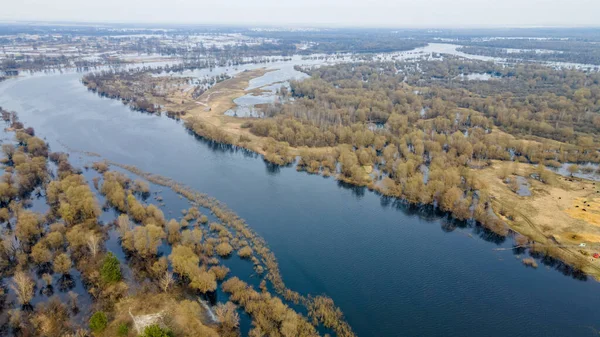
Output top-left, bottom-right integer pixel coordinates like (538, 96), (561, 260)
(2, 0), (599, 28)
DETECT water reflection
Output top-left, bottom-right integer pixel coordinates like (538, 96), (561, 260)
(264, 161), (281, 175)
(530, 251), (588, 281)
(336, 180), (366, 198)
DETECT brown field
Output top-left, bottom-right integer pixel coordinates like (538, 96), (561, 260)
(480, 161), (600, 278)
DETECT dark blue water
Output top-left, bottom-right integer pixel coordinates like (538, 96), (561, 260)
(1, 71), (600, 337)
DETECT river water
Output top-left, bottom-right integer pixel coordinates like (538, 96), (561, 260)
(1, 52), (600, 336)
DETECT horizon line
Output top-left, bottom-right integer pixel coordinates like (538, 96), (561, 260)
(1, 19), (600, 31)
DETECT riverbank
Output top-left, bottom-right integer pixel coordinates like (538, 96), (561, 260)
(480, 161), (600, 279)
(84, 69), (600, 279)
(82, 65), (600, 281)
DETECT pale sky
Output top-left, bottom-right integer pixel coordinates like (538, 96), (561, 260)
(2, 0), (599, 28)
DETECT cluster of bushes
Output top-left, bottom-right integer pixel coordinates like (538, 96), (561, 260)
(0, 103), (357, 336)
(223, 277), (319, 337)
(184, 119), (234, 145)
(112, 162), (356, 336)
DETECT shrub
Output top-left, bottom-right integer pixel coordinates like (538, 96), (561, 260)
(117, 323), (129, 336)
(134, 179), (150, 194)
(208, 265), (230, 281)
(567, 164), (579, 176)
(140, 324), (174, 337)
(92, 161), (109, 173)
(101, 252), (122, 283)
(522, 257), (538, 268)
(215, 242), (233, 257)
(237, 246), (253, 259)
(89, 311), (108, 333)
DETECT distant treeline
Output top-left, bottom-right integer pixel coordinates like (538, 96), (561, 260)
(457, 39), (600, 65)
(245, 30), (428, 54)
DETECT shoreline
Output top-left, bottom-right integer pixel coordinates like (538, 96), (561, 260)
(79, 64), (600, 281)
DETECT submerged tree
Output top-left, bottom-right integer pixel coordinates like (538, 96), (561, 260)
(53, 253), (72, 275)
(11, 271), (35, 305)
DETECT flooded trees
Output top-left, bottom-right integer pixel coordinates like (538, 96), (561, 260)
(31, 297), (72, 336)
(166, 219), (181, 244)
(15, 210), (43, 245)
(189, 267), (217, 293)
(567, 164), (580, 176)
(11, 271), (35, 305)
(215, 242), (233, 257)
(237, 246), (253, 259)
(169, 245), (199, 277)
(168, 245), (217, 293)
(132, 224), (165, 258)
(53, 253), (72, 275)
(209, 265), (229, 281)
(101, 172), (128, 212)
(215, 302), (240, 336)
(47, 174), (100, 225)
(308, 296), (355, 337)
(31, 241), (52, 265)
(0, 112), (357, 337)
(100, 252), (122, 284)
(127, 193), (146, 223)
(223, 277), (319, 337)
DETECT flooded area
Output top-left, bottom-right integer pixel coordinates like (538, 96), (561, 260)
(516, 176), (532, 197)
(179, 43), (600, 118)
(225, 82), (290, 117)
(456, 73), (497, 81)
(552, 163), (600, 182)
(2, 54), (600, 336)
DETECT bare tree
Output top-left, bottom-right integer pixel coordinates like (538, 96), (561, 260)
(215, 301), (240, 329)
(67, 291), (78, 311)
(160, 271), (174, 293)
(117, 214), (131, 237)
(1, 235), (19, 260)
(87, 234), (100, 258)
(11, 271), (35, 305)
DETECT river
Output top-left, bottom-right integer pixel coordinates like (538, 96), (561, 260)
(1, 53), (600, 337)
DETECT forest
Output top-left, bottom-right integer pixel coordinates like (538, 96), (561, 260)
(81, 55), (600, 240)
(240, 58), (600, 234)
(456, 38), (600, 65)
(244, 30), (427, 54)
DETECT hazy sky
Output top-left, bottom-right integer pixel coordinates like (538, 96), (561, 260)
(3, 0), (599, 28)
